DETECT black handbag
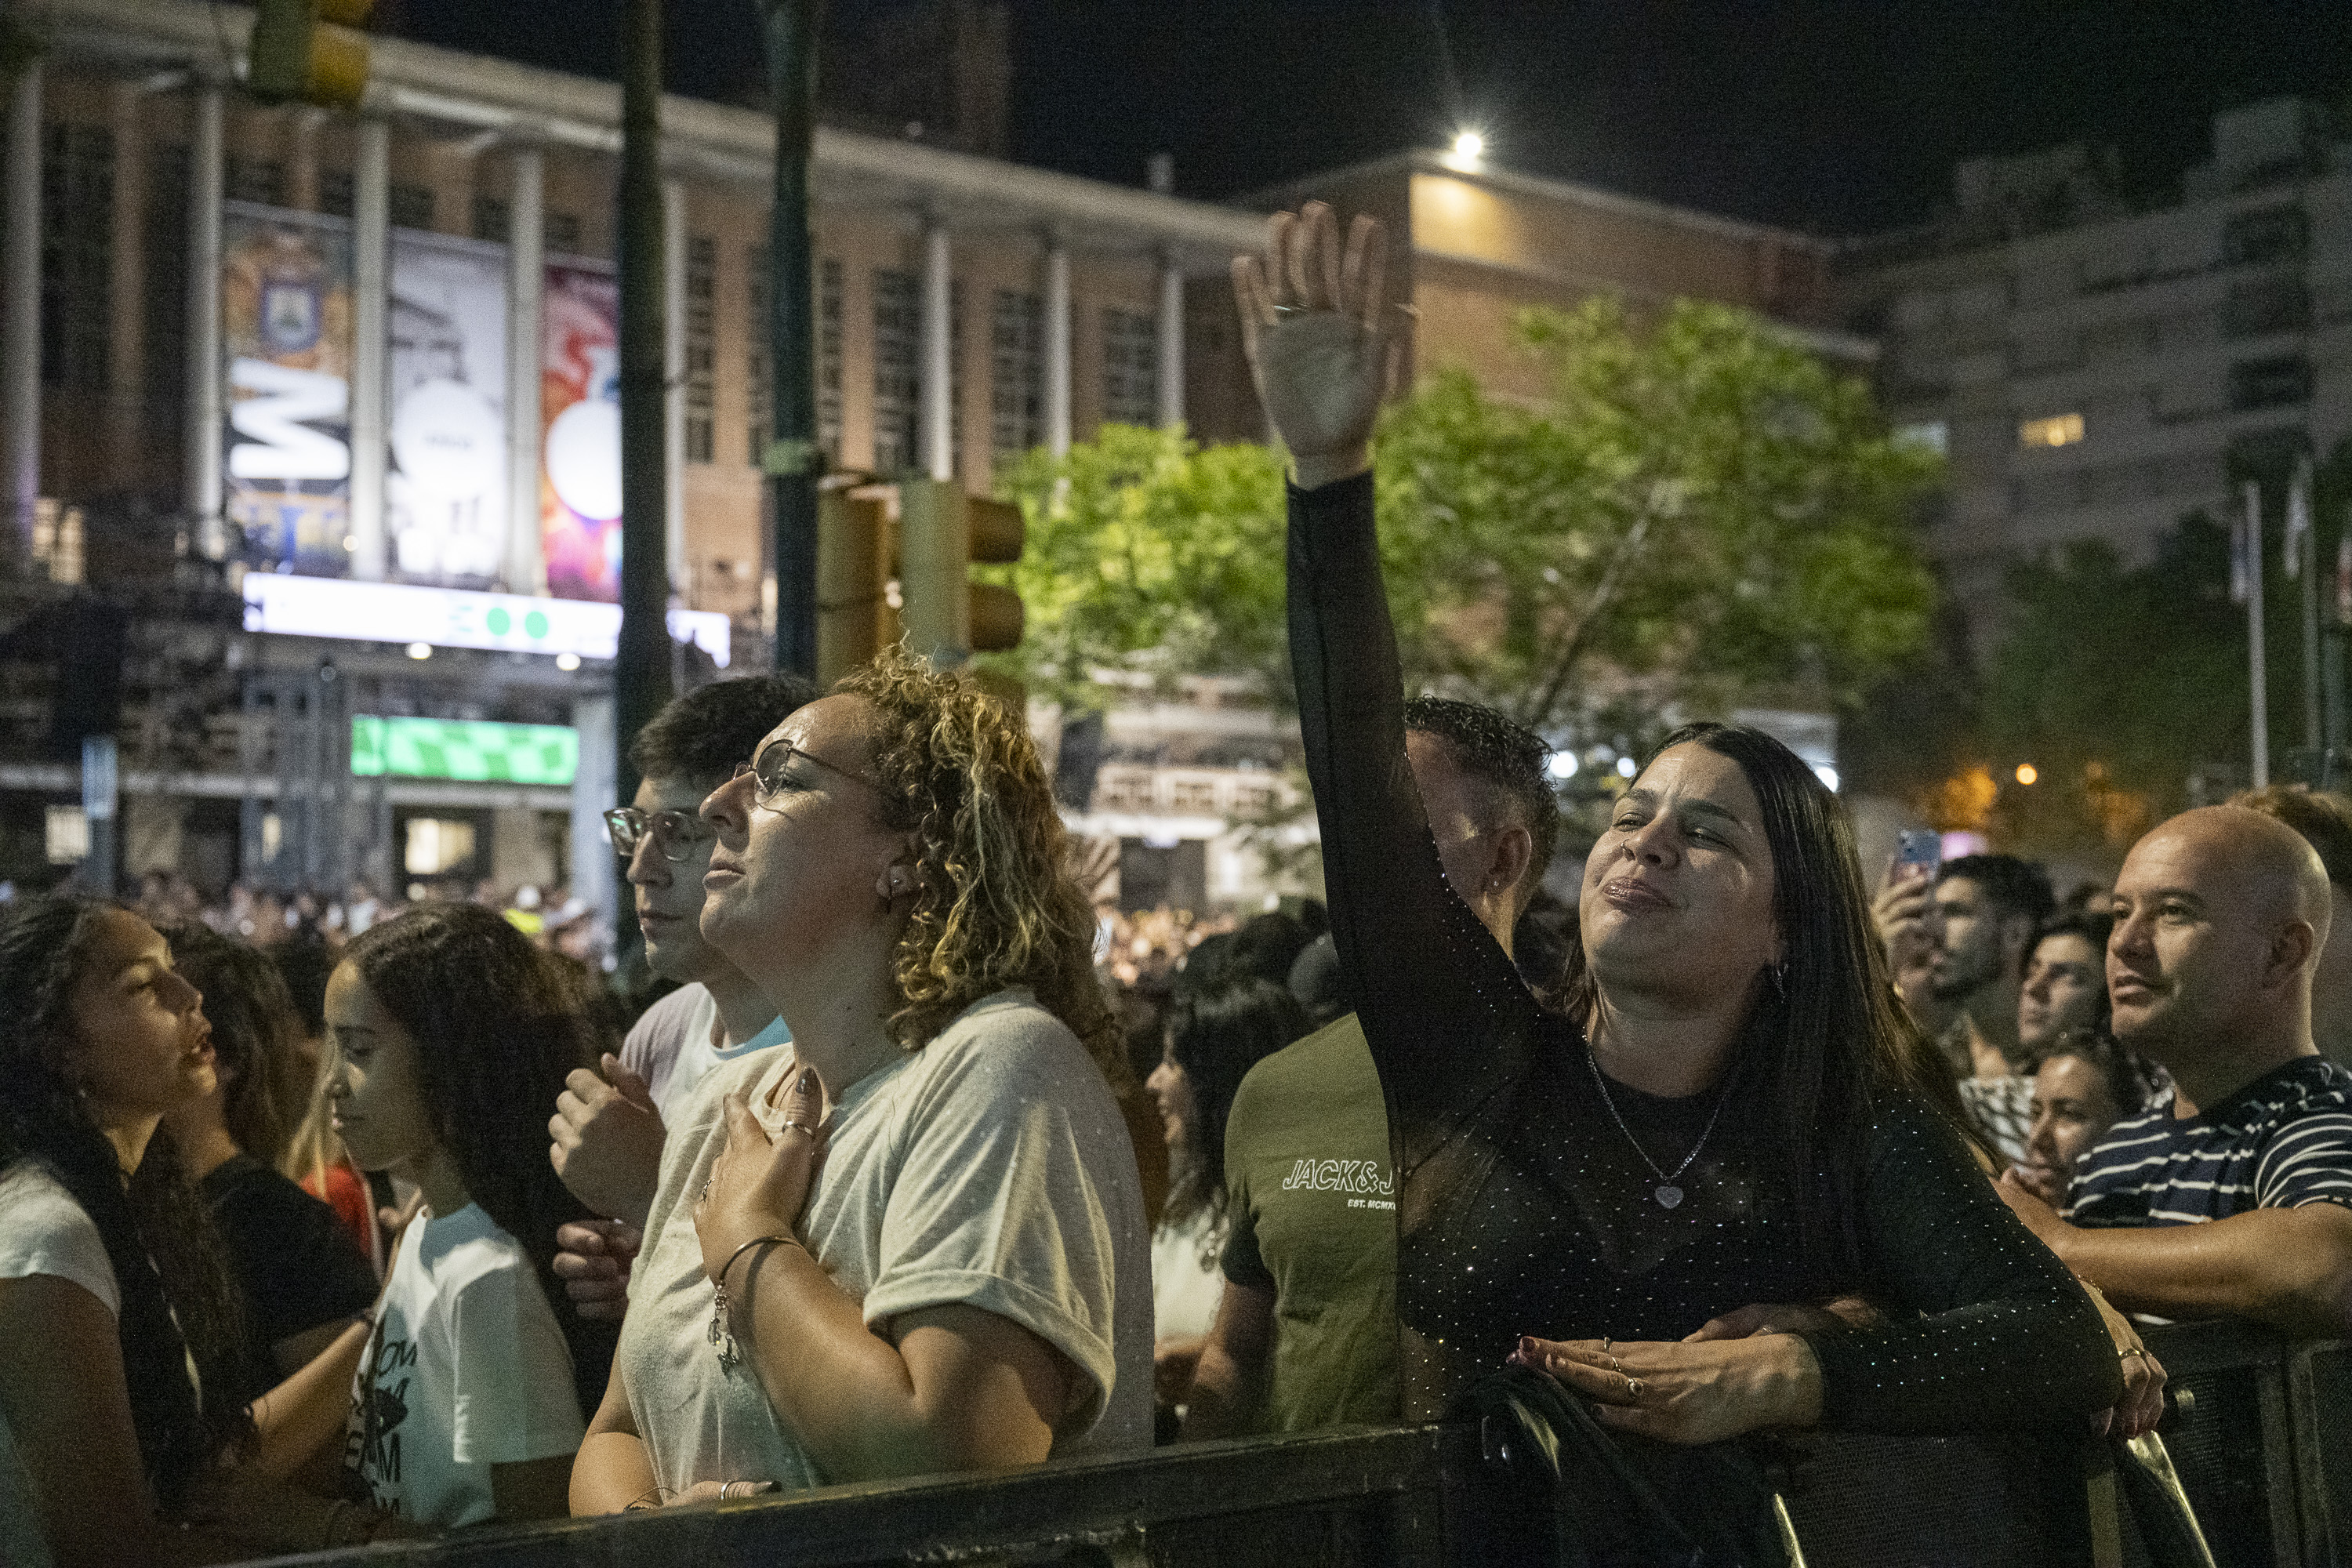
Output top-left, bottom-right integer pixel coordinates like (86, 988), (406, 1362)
(1450, 1363), (1802, 1568)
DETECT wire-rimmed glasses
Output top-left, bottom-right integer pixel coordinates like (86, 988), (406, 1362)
(731, 738), (875, 811)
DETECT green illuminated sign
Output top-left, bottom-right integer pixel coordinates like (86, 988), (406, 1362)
(351, 717), (579, 786)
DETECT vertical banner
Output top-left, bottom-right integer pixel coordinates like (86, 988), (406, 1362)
(540, 263), (622, 601)
(388, 231), (509, 586)
(222, 204), (354, 575)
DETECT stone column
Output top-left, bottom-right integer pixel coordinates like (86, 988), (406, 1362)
(1, 59), (42, 547)
(349, 115), (390, 580)
(1156, 252), (1184, 430)
(1043, 234), (1071, 457)
(922, 216), (953, 481)
(186, 80), (226, 556)
(504, 142), (545, 594)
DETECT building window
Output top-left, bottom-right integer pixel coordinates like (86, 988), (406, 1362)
(40, 122), (114, 394)
(318, 168), (354, 217)
(472, 194), (510, 245)
(873, 268), (921, 474)
(1894, 419), (1949, 456)
(227, 154), (285, 206)
(546, 211), (584, 254)
(390, 182), (434, 230)
(684, 235), (717, 463)
(819, 256), (842, 459)
(1102, 307), (1158, 427)
(747, 245), (770, 466)
(992, 289), (1044, 467)
(2223, 277), (2310, 339)
(2221, 205), (2307, 267)
(746, 253), (842, 466)
(143, 142), (191, 433)
(2230, 355), (2313, 411)
(2018, 412), (2085, 449)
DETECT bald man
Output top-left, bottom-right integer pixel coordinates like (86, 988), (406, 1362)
(1995, 806), (2352, 1336)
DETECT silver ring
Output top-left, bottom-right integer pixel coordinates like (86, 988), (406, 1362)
(1599, 1338), (1613, 1353)
(1624, 1377), (1646, 1403)
(780, 1118), (818, 1136)
(1272, 303), (1308, 317)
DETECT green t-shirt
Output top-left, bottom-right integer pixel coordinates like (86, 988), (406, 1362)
(1218, 1012), (1400, 1432)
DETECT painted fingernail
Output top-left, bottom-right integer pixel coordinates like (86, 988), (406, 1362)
(1518, 1336), (1537, 1357)
(797, 1067), (818, 1095)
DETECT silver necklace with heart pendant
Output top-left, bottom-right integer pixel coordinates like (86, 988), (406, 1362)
(1584, 1042), (1731, 1208)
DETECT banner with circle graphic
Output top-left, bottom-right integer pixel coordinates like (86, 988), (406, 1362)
(388, 230), (509, 587)
(540, 262), (622, 601)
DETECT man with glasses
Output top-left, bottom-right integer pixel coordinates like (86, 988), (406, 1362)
(548, 673), (817, 1319)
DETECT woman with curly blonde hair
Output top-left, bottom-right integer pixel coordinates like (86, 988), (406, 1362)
(570, 647), (1151, 1513)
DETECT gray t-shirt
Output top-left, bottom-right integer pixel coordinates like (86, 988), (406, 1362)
(617, 989), (1152, 1494)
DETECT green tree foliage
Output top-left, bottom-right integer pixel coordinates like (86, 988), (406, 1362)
(986, 425), (1288, 712)
(989, 296), (1940, 731)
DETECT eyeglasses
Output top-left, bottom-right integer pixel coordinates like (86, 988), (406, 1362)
(603, 807), (717, 863)
(732, 738), (875, 811)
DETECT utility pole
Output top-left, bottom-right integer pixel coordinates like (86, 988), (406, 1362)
(615, 0), (672, 953)
(760, 0), (821, 678)
(2245, 481), (2270, 790)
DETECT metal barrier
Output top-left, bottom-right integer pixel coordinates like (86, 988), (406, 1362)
(2143, 1322), (2350, 1567)
(239, 1330), (2349, 1568)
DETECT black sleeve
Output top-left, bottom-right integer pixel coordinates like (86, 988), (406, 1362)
(1795, 1099), (2124, 1432)
(210, 1164), (379, 1355)
(1284, 474), (1544, 1129)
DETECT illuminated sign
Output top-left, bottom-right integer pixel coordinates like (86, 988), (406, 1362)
(242, 574), (731, 667)
(351, 716), (579, 786)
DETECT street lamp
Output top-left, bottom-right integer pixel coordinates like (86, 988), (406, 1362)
(2014, 763), (2038, 786)
(1451, 129), (1484, 162)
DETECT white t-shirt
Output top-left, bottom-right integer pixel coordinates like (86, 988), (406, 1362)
(617, 989), (1153, 1494)
(0, 1160), (118, 1318)
(345, 1203), (586, 1527)
(1150, 1208), (1225, 1342)
(620, 983), (793, 1125)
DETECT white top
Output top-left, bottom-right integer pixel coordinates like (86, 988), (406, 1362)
(0, 1159), (118, 1317)
(344, 1203), (586, 1527)
(1150, 1208), (1226, 1342)
(618, 989), (1153, 1494)
(621, 983), (793, 1125)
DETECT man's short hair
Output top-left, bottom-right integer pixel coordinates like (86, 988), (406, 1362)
(1939, 852), (2055, 930)
(1401, 696), (1559, 891)
(2235, 786), (2352, 892)
(628, 673), (821, 792)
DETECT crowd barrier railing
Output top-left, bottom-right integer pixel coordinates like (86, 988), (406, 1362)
(247, 1329), (2348, 1568)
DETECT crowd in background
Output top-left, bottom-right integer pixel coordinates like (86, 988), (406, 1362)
(5, 199), (2350, 1568)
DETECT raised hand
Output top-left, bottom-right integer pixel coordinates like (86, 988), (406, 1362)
(1230, 201), (1395, 488)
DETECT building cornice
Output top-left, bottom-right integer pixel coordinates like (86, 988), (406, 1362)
(43, 0), (1265, 266)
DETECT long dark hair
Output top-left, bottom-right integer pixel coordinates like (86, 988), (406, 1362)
(162, 922), (310, 1171)
(1160, 978), (1310, 1234)
(0, 895), (252, 1507)
(1559, 722), (1947, 1268)
(341, 904), (616, 1410)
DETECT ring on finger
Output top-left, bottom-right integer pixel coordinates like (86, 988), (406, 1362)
(1624, 1377), (1646, 1403)
(780, 1118), (818, 1136)
(2119, 1346), (2147, 1361)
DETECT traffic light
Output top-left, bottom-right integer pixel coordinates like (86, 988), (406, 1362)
(897, 479), (1025, 668)
(248, 0), (374, 108)
(815, 491), (894, 686)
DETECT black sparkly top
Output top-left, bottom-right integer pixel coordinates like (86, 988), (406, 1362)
(1287, 472), (2121, 1432)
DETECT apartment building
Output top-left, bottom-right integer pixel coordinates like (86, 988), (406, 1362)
(1839, 98), (2352, 641)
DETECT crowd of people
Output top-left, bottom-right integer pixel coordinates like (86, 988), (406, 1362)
(3, 201), (2350, 1566)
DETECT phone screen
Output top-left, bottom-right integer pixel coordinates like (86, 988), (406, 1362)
(1894, 829), (1941, 881)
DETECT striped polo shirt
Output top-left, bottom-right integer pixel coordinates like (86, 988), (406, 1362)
(2067, 1055), (2352, 1226)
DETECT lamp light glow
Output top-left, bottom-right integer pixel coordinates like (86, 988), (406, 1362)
(1452, 130), (1484, 161)
(2015, 763), (2038, 786)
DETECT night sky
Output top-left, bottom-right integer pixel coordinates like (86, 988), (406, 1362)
(393, 1), (2352, 235)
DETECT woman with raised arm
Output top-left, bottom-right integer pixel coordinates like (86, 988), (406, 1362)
(1234, 203), (2132, 1447)
(570, 648), (1151, 1513)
